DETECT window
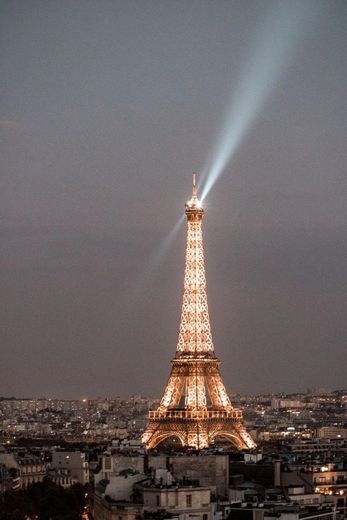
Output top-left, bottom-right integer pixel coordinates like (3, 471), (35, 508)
(254, 510), (263, 520)
(203, 515), (208, 520)
(186, 495), (192, 507)
(156, 495), (160, 507)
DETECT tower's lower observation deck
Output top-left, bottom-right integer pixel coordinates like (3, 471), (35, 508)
(148, 409), (243, 420)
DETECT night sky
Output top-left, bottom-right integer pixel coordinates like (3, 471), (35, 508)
(1, 1), (346, 398)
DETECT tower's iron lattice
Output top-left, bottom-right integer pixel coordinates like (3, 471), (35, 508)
(142, 175), (256, 450)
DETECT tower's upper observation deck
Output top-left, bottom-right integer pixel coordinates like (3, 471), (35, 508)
(185, 172), (204, 221)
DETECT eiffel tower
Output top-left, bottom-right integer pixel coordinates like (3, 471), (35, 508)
(142, 174), (256, 450)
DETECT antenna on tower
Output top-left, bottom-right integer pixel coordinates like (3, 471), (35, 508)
(192, 172), (197, 197)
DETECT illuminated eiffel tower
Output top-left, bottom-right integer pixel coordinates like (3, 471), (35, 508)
(142, 174), (256, 450)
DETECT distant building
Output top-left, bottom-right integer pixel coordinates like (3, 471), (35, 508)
(93, 466), (145, 520)
(0, 462), (21, 492)
(50, 449), (89, 485)
(169, 454), (230, 499)
(94, 466), (211, 520)
(0, 452), (46, 488)
(271, 399), (305, 410)
(290, 439), (347, 455)
(227, 502), (336, 520)
(140, 478), (211, 520)
(316, 428), (347, 440)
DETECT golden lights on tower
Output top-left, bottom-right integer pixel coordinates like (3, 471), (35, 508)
(142, 174), (256, 450)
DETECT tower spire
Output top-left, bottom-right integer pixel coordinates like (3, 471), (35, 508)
(192, 171), (197, 197)
(142, 175), (256, 451)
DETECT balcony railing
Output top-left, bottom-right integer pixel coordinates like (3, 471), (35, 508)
(148, 409), (242, 420)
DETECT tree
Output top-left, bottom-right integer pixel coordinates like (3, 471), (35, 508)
(0, 478), (87, 520)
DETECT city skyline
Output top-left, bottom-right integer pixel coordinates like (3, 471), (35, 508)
(1, 386), (346, 401)
(1, 1), (346, 398)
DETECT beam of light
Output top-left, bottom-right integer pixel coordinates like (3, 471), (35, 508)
(122, 214), (185, 304)
(148, 214), (185, 273)
(200, 0), (318, 202)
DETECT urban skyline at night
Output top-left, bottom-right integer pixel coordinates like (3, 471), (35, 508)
(1, 2), (346, 518)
